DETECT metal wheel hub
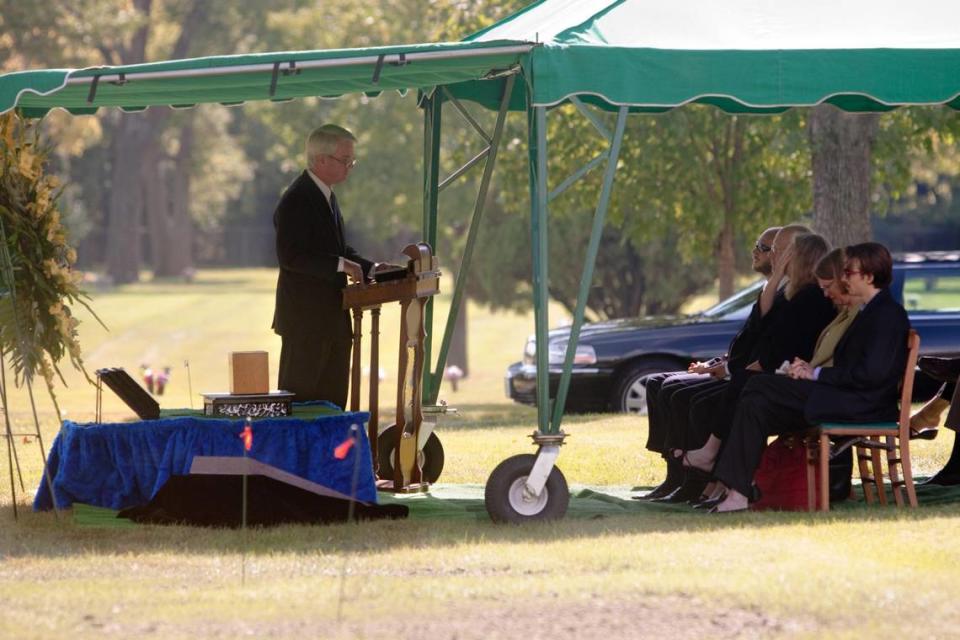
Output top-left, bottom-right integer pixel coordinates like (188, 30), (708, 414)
(623, 378), (648, 414)
(508, 476), (549, 516)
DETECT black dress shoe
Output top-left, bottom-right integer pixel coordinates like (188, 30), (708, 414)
(633, 476), (683, 501)
(692, 495), (725, 510)
(918, 356), (960, 383)
(652, 476), (708, 504)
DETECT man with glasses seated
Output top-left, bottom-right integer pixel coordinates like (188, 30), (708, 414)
(272, 124), (374, 408)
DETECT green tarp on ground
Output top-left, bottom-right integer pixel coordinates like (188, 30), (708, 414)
(71, 481), (960, 527)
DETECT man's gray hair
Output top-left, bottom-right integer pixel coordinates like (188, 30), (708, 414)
(306, 124), (357, 165)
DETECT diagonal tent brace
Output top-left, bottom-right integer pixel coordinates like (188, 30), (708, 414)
(420, 74), (517, 406)
(547, 97), (614, 202)
(526, 101), (630, 437)
(550, 105), (629, 433)
(529, 105), (551, 435)
(518, 103), (629, 503)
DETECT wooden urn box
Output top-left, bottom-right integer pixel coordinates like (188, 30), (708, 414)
(201, 351), (293, 418)
(228, 351), (269, 395)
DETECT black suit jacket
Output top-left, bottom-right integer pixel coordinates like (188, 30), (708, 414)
(726, 287), (781, 374)
(756, 283), (836, 373)
(804, 287), (910, 423)
(272, 171), (373, 339)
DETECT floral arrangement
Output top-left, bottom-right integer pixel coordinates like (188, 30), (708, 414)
(0, 111), (96, 395)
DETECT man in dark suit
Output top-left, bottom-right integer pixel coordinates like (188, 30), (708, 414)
(272, 124), (374, 407)
(637, 226), (782, 500)
(708, 242), (910, 512)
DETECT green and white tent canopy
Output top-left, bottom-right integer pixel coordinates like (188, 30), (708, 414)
(0, 40), (531, 118)
(3, 0), (960, 117)
(462, 0), (960, 113)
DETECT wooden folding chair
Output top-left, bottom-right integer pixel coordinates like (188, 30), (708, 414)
(804, 329), (920, 512)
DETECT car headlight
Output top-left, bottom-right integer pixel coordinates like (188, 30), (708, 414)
(547, 341), (597, 366)
(523, 338), (536, 365)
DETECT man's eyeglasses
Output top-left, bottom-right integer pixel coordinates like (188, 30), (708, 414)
(326, 154), (358, 169)
(754, 242), (772, 253)
(843, 268), (862, 277)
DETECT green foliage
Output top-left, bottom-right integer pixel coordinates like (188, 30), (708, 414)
(873, 106), (960, 211)
(8, 1), (960, 320)
(476, 104), (809, 317)
(0, 113), (96, 392)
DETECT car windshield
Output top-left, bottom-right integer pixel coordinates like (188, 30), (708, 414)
(698, 279), (764, 319)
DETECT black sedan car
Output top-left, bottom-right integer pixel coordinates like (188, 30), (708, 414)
(506, 252), (960, 414)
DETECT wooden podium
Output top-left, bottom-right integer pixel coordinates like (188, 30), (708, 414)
(342, 242), (440, 492)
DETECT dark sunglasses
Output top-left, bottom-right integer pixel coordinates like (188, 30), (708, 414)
(754, 242), (772, 253)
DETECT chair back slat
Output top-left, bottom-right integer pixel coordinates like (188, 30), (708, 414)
(808, 328), (920, 512)
(897, 329), (921, 440)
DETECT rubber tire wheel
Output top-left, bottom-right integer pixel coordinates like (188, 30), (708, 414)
(610, 359), (684, 415)
(376, 423), (445, 484)
(484, 453), (569, 524)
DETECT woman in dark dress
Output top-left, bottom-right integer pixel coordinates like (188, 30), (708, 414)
(679, 232), (836, 480)
(709, 242), (910, 512)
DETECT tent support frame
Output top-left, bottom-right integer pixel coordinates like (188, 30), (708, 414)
(521, 104), (628, 499)
(421, 74), (516, 406)
(528, 103), (629, 439)
(550, 105), (629, 431)
(420, 89), (442, 404)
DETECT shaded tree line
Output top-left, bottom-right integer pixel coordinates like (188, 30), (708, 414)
(2, 0), (960, 321)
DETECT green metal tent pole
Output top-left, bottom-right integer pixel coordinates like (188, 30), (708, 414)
(550, 105), (629, 431)
(426, 74), (516, 404)
(421, 89), (442, 404)
(528, 105), (552, 435)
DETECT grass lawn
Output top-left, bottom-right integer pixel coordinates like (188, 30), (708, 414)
(1, 269), (959, 639)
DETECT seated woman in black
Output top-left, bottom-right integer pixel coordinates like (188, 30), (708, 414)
(679, 232), (836, 479)
(709, 242), (910, 513)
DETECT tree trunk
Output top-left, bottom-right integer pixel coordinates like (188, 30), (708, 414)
(716, 216), (736, 300)
(146, 118), (195, 278)
(142, 137), (168, 276)
(808, 105), (879, 247)
(715, 116), (741, 301)
(105, 116), (149, 284)
(103, 0), (206, 282)
(163, 120), (195, 276)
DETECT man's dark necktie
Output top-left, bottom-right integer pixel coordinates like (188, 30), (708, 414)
(329, 192), (345, 246)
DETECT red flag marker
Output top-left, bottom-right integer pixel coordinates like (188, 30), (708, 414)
(239, 423), (253, 452)
(334, 436), (355, 460)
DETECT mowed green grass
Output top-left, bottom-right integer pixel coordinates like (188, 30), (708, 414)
(1, 269), (960, 639)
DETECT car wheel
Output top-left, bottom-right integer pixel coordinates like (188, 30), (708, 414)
(610, 359), (684, 415)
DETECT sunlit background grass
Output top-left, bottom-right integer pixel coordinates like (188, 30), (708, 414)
(1, 268), (959, 639)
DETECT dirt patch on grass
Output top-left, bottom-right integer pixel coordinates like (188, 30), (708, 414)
(93, 592), (814, 639)
(339, 594), (814, 640)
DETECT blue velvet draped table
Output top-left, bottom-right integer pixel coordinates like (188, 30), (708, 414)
(34, 411), (374, 511)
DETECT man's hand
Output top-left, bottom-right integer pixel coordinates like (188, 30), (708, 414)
(688, 358), (726, 378)
(787, 357), (815, 380)
(688, 360), (710, 374)
(772, 244), (794, 276)
(339, 258), (364, 284)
